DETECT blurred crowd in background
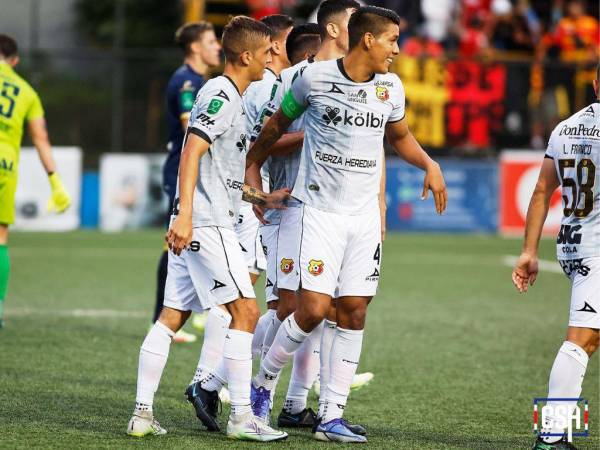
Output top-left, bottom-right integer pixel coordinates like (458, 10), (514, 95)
(1, 0), (598, 162)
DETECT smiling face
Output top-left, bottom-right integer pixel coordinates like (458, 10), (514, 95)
(368, 23), (400, 74)
(196, 29), (221, 67)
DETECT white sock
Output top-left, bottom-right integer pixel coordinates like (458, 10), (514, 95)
(252, 309), (276, 360)
(223, 329), (253, 416)
(260, 313), (283, 361)
(322, 327), (363, 423)
(318, 320), (336, 418)
(541, 341), (589, 443)
(255, 314), (309, 391)
(135, 321), (175, 410)
(190, 307), (231, 390)
(285, 321), (323, 414)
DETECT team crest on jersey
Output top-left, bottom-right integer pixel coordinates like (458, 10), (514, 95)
(280, 258), (294, 274)
(323, 106), (341, 126)
(375, 86), (389, 102)
(308, 259), (324, 276)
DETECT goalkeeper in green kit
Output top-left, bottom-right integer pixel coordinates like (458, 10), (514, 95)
(0, 35), (71, 327)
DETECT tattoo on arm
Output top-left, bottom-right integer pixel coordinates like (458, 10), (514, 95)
(247, 109), (292, 164)
(242, 184), (266, 206)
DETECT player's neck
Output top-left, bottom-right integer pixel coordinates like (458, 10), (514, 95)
(341, 51), (375, 83)
(223, 63), (251, 95)
(268, 56), (288, 76)
(184, 55), (208, 76)
(314, 39), (345, 62)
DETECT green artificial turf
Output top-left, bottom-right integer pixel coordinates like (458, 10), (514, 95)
(0, 231), (597, 449)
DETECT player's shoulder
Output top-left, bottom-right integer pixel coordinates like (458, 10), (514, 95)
(282, 57), (315, 82)
(168, 64), (204, 89)
(5, 68), (37, 98)
(552, 103), (600, 137)
(199, 76), (241, 102)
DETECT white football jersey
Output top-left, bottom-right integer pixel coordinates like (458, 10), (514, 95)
(545, 102), (600, 260)
(176, 76), (247, 229)
(285, 58), (405, 214)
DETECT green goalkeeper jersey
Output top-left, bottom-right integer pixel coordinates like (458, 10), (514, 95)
(0, 61), (44, 176)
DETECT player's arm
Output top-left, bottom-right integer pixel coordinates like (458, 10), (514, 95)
(245, 107), (295, 190)
(166, 132), (208, 255)
(28, 117), (71, 213)
(379, 148), (387, 242)
(512, 158), (560, 293)
(385, 118), (447, 214)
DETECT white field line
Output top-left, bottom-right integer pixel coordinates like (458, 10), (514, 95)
(502, 255), (564, 274)
(5, 307), (146, 319)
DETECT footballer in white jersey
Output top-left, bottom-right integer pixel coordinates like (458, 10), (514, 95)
(512, 67), (599, 449)
(129, 17), (289, 443)
(247, 7), (447, 440)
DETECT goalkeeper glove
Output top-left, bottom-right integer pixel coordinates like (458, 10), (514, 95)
(47, 172), (71, 213)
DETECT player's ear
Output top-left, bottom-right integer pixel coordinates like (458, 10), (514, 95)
(364, 32), (375, 50)
(240, 50), (252, 67)
(271, 39), (281, 57)
(8, 56), (19, 67)
(326, 22), (339, 39)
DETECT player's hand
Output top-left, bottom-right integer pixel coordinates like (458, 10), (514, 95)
(253, 204), (269, 225)
(512, 252), (539, 293)
(422, 162), (447, 215)
(166, 214), (192, 256)
(265, 188), (291, 210)
(47, 173), (71, 213)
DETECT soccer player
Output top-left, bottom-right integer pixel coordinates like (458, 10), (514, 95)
(127, 16), (289, 441)
(155, 22), (221, 343)
(247, 6), (447, 442)
(0, 35), (71, 328)
(248, 0), (376, 430)
(236, 14), (293, 353)
(512, 66), (599, 450)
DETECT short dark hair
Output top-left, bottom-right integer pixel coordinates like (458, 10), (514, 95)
(348, 6), (401, 49)
(260, 14), (294, 40)
(222, 16), (271, 63)
(175, 22), (214, 55)
(317, 0), (360, 40)
(286, 24), (321, 63)
(0, 34), (18, 59)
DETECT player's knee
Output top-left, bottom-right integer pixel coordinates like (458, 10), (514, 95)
(337, 308), (366, 330)
(296, 303), (328, 331)
(276, 296), (297, 321)
(158, 307), (190, 332)
(581, 332), (600, 356)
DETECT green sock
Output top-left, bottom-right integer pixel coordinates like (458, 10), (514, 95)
(0, 244), (9, 302)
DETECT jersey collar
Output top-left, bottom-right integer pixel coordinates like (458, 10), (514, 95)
(223, 75), (242, 98)
(336, 58), (375, 83)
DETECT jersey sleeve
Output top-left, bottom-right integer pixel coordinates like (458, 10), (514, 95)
(281, 66), (312, 120)
(388, 77), (405, 123)
(250, 100), (277, 142)
(26, 90), (44, 121)
(179, 78), (204, 118)
(187, 85), (235, 144)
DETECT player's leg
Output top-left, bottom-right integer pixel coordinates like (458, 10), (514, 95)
(0, 224), (8, 328)
(535, 258), (599, 448)
(253, 204), (343, 423)
(128, 248), (198, 437)
(0, 171), (16, 328)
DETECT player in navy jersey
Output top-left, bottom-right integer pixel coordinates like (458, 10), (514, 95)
(154, 22), (221, 343)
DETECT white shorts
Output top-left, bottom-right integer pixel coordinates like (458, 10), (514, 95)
(559, 257), (600, 329)
(299, 204), (381, 298)
(235, 203), (267, 275)
(276, 205), (304, 292)
(164, 226), (255, 313)
(260, 224), (280, 302)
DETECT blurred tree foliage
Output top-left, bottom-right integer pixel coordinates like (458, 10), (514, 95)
(75, 0), (182, 47)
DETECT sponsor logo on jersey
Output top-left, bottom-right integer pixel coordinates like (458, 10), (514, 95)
(308, 259), (324, 276)
(195, 112), (215, 126)
(322, 106), (385, 129)
(348, 89), (367, 104)
(226, 178), (244, 191)
(315, 150), (377, 169)
(365, 267), (379, 281)
(187, 241), (200, 252)
(216, 89), (230, 101)
(558, 123), (600, 138)
(211, 279), (226, 290)
(236, 133), (247, 153)
(559, 258), (590, 277)
(0, 158), (14, 172)
(375, 85), (389, 101)
(557, 224), (582, 245)
(580, 105), (595, 117)
(207, 98), (224, 115)
(577, 301), (597, 313)
(280, 258), (294, 274)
